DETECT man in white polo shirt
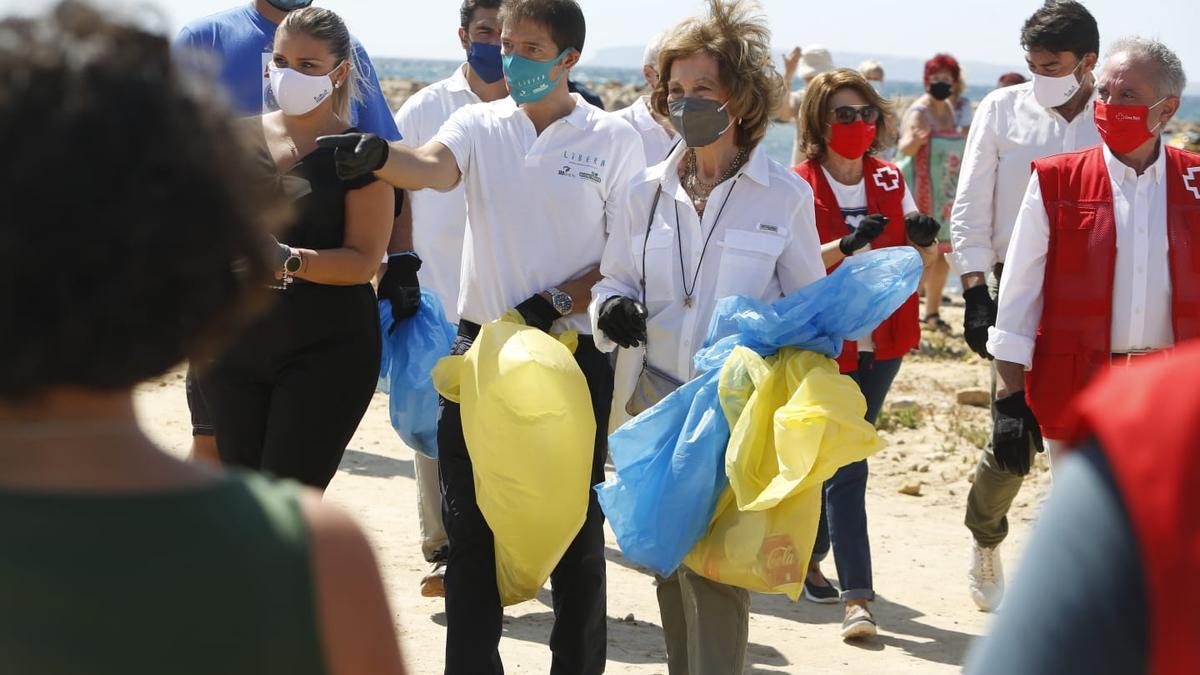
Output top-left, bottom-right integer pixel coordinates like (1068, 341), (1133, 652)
(948, 0), (1100, 612)
(317, 1), (644, 672)
(388, 0), (508, 600)
(613, 30), (679, 166)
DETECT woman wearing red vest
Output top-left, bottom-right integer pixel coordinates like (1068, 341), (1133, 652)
(792, 69), (940, 639)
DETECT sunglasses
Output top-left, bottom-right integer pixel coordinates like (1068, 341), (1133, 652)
(829, 105), (881, 125)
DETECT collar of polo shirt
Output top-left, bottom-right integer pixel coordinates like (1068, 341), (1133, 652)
(1103, 141), (1167, 186)
(495, 93), (592, 130)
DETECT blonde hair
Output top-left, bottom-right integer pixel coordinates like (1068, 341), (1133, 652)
(279, 7), (365, 121)
(650, 0), (782, 149)
(800, 68), (896, 162)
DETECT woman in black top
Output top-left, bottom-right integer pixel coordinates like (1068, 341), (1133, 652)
(199, 7), (393, 490)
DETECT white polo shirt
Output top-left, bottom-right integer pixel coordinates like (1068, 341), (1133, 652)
(613, 96), (678, 166)
(432, 93), (646, 334)
(393, 63), (480, 324)
(591, 141), (826, 381)
(949, 81), (1100, 274)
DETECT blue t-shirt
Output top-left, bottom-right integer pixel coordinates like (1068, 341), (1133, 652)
(174, 4), (400, 141)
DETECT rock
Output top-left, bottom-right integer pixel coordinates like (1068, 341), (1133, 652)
(622, 613), (636, 623)
(956, 388), (991, 408)
(896, 439), (906, 445)
(898, 482), (922, 496)
(918, 464), (931, 473)
(889, 399), (920, 411)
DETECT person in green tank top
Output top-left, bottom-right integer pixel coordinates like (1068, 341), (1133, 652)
(0, 4), (407, 675)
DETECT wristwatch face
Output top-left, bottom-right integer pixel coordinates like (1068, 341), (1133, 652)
(284, 254), (302, 274)
(550, 289), (573, 315)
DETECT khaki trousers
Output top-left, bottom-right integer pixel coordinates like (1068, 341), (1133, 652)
(656, 565), (750, 675)
(415, 451), (448, 561)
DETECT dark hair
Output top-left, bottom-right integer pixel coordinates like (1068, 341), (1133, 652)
(499, 0), (585, 54)
(0, 1), (278, 401)
(460, 0), (502, 30)
(1020, 0), (1100, 59)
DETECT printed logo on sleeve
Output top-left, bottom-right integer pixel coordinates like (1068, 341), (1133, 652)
(872, 166), (901, 192)
(1185, 166), (1200, 200)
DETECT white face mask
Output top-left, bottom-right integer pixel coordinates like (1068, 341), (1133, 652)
(268, 62), (341, 116)
(1031, 59), (1084, 108)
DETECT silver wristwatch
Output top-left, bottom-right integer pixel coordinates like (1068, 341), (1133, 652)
(547, 287), (573, 316)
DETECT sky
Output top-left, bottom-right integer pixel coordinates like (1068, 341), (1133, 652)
(4, 0), (1198, 91)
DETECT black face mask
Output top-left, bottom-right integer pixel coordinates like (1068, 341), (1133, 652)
(668, 97), (733, 148)
(929, 81), (953, 101)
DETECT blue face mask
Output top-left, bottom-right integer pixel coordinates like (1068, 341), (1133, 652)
(502, 48), (570, 105)
(264, 0), (313, 10)
(467, 42), (504, 84)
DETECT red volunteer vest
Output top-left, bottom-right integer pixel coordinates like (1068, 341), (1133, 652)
(795, 157), (920, 373)
(1027, 145), (1200, 439)
(1064, 339), (1200, 675)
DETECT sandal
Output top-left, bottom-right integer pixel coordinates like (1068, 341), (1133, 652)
(923, 314), (952, 334)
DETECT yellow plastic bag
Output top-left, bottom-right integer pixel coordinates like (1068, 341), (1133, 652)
(432, 318), (594, 605)
(684, 347), (885, 599)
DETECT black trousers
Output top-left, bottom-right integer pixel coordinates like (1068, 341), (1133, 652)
(198, 283), (380, 490)
(438, 326), (612, 675)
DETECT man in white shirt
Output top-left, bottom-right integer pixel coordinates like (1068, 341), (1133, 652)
(948, 0), (1100, 613)
(388, 0), (508, 601)
(988, 35), (1195, 605)
(612, 31), (679, 166)
(316, 1), (644, 672)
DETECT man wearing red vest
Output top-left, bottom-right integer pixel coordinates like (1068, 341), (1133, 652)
(988, 37), (1199, 476)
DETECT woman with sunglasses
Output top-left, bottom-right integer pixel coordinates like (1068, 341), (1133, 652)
(793, 68), (939, 640)
(898, 53), (970, 332)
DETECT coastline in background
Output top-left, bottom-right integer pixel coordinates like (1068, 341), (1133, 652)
(375, 57), (1200, 168)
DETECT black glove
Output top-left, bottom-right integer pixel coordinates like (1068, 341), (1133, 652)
(315, 133), (389, 181)
(904, 213), (940, 248)
(377, 253), (422, 325)
(962, 284), (997, 360)
(992, 392), (1044, 476)
(514, 294), (561, 333)
(597, 296), (648, 349)
(839, 214), (887, 255)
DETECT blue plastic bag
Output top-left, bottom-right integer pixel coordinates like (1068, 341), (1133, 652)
(377, 290), (457, 458)
(597, 248), (922, 576)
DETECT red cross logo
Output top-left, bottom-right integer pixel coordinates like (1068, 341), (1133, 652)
(873, 166), (901, 192)
(1185, 167), (1200, 200)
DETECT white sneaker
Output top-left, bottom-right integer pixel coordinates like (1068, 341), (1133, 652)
(969, 542), (1004, 611)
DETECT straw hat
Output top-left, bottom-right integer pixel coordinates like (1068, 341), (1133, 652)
(797, 45), (835, 80)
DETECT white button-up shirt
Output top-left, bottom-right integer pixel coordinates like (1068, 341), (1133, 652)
(612, 96), (678, 166)
(988, 144), (1173, 368)
(393, 64), (480, 323)
(433, 94), (645, 333)
(949, 82), (1100, 274)
(591, 142), (826, 381)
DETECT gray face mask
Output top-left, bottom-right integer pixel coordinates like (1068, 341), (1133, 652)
(669, 97), (734, 148)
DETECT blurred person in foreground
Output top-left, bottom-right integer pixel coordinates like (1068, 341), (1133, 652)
(0, 3), (405, 674)
(949, 0), (1100, 612)
(794, 68), (939, 640)
(592, 1), (825, 669)
(173, 0), (400, 465)
(898, 53), (970, 333)
(967, 338), (1200, 675)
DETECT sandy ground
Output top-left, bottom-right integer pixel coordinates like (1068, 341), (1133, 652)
(134, 300), (1052, 675)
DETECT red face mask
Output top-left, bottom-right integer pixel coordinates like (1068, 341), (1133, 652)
(1094, 98), (1165, 154)
(828, 120), (877, 160)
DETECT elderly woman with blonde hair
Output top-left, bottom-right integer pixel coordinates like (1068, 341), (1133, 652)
(591, 0), (826, 671)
